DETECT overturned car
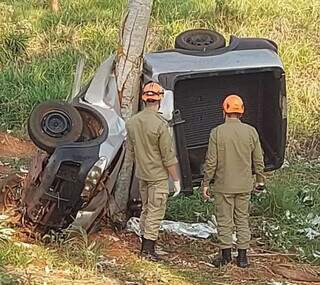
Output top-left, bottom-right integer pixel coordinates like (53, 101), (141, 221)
(22, 29), (287, 233)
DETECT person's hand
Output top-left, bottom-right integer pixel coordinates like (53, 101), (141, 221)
(203, 186), (210, 201)
(172, 180), (181, 198)
(254, 182), (265, 192)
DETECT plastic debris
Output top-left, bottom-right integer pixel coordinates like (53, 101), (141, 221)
(298, 228), (320, 240)
(127, 217), (217, 239)
(19, 166), (29, 174)
(161, 220), (217, 238)
(310, 215), (320, 226)
(268, 281), (296, 285)
(281, 159), (290, 169)
(313, 251), (320, 258)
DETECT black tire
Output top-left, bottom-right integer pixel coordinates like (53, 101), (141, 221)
(175, 29), (226, 51)
(28, 101), (83, 153)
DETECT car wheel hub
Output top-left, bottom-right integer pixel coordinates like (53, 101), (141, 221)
(187, 35), (214, 47)
(42, 111), (71, 138)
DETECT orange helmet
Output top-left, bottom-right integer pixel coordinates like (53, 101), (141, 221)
(142, 82), (164, 102)
(223, 95), (244, 114)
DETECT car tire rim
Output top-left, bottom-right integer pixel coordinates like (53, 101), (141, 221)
(186, 34), (214, 47)
(41, 111), (72, 138)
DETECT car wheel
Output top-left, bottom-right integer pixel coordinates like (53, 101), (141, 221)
(175, 29), (226, 51)
(28, 101), (83, 153)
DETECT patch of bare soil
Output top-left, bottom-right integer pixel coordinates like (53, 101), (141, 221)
(96, 229), (320, 285)
(3, 209), (320, 285)
(0, 165), (11, 174)
(0, 133), (35, 157)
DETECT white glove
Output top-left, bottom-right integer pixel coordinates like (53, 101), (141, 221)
(172, 180), (181, 198)
(255, 182), (265, 191)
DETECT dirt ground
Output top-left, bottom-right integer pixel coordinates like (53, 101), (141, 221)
(1, 133), (320, 285)
(0, 133), (35, 158)
(94, 229), (320, 285)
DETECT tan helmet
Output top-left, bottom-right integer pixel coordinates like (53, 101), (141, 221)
(142, 82), (164, 102)
(223, 95), (245, 114)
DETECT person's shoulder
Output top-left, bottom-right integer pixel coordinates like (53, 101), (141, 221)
(126, 112), (141, 128)
(209, 126), (219, 137)
(241, 122), (259, 136)
(155, 112), (169, 127)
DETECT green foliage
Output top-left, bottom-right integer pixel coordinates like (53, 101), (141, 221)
(0, 217), (32, 268)
(57, 226), (102, 271)
(0, 51), (78, 130)
(0, 215), (101, 275)
(166, 189), (214, 222)
(0, 271), (21, 285)
(0, 0), (319, 150)
(166, 160), (320, 264)
(253, 160), (320, 263)
(0, 241), (33, 268)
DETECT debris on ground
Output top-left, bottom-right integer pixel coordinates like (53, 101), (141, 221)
(0, 171), (25, 211)
(0, 214), (15, 240)
(271, 263), (320, 283)
(268, 281), (296, 285)
(1, 135), (320, 284)
(127, 216), (217, 239)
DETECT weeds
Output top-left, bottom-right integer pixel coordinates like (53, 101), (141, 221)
(0, 214), (102, 277)
(166, 189), (214, 222)
(0, 271), (21, 285)
(0, 216), (31, 267)
(166, 160), (320, 264)
(252, 160), (320, 263)
(0, 0), (319, 154)
(57, 226), (102, 271)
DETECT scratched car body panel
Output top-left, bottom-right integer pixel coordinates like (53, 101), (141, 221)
(22, 56), (126, 233)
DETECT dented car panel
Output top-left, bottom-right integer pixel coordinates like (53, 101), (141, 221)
(22, 56), (126, 232)
(144, 43), (287, 192)
(23, 33), (287, 233)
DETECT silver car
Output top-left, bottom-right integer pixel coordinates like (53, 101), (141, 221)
(22, 29), (287, 233)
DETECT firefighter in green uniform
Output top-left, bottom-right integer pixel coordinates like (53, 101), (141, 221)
(202, 95), (265, 268)
(126, 82), (181, 261)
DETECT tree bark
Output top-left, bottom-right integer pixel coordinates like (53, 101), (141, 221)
(109, 0), (153, 223)
(50, 0), (60, 12)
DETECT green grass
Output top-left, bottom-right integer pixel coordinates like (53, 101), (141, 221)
(109, 254), (220, 285)
(253, 160), (320, 263)
(0, 0), (319, 153)
(166, 190), (214, 222)
(0, 271), (21, 285)
(0, 221), (102, 279)
(166, 160), (320, 264)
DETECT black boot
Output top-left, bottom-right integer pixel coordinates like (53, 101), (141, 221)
(140, 236), (145, 254)
(237, 249), (249, 268)
(212, 248), (232, 267)
(141, 238), (160, 262)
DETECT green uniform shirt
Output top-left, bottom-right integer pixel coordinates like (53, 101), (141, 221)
(203, 117), (265, 193)
(126, 108), (178, 182)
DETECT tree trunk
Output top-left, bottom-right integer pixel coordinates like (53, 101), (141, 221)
(109, 0), (153, 223)
(50, 0), (60, 12)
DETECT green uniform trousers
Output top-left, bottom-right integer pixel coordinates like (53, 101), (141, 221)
(214, 192), (251, 249)
(139, 179), (168, 241)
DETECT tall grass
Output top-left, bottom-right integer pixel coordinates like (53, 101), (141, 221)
(0, 0), (319, 153)
(166, 160), (320, 263)
(252, 160), (320, 263)
(0, 223), (103, 279)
